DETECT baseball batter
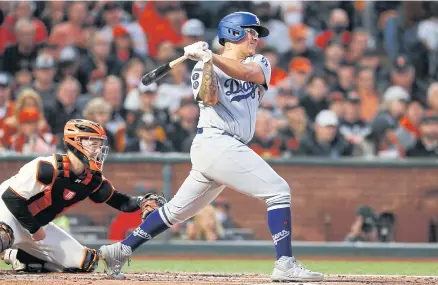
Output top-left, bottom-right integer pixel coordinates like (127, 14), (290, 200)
(0, 119), (164, 273)
(100, 12), (323, 282)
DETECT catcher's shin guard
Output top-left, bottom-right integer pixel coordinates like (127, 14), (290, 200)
(64, 248), (99, 273)
(0, 222), (14, 252)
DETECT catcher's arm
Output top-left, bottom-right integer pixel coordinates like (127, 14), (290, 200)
(105, 190), (142, 212)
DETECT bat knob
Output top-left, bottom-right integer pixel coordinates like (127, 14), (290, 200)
(141, 72), (154, 86)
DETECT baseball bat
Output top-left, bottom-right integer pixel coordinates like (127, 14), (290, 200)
(141, 55), (188, 86)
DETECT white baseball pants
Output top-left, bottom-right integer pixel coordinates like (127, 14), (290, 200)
(160, 127), (291, 226)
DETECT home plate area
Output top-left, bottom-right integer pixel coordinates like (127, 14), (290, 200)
(0, 271), (437, 285)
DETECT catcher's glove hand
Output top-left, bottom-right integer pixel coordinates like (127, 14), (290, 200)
(138, 193), (167, 221)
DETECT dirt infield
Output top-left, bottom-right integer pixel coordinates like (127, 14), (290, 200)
(0, 271), (437, 285)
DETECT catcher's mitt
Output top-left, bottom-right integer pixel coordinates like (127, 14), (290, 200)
(139, 193), (167, 221)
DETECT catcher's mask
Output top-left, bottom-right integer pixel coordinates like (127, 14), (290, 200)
(64, 119), (109, 171)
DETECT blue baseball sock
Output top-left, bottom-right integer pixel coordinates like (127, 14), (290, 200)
(122, 210), (170, 251)
(267, 206), (292, 259)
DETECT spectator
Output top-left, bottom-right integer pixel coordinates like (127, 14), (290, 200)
(249, 109), (286, 158)
(371, 86), (409, 143)
(136, 1), (185, 57)
(0, 73), (14, 149)
(346, 29), (370, 62)
(166, 99), (199, 152)
(339, 92), (372, 153)
(427, 83), (438, 116)
(417, 2), (438, 52)
(278, 103), (309, 156)
(31, 53), (57, 108)
(100, 2), (148, 57)
(111, 25), (141, 64)
(155, 62), (192, 112)
(180, 18), (206, 47)
(0, 1), (47, 54)
(56, 46), (81, 82)
(327, 91), (346, 120)
(185, 204), (224, 241)
(300, 74), (329, 122)
(82, 97), (117, 152)
(2, 19), (40, 75)
(345, 205), (378, 242)
(45, 77), (81, 138)
(125, 118), (173, 153)
(385, 55), (428, 106)
(125, 82), (170, 140)
(260, 47), (287, 88)
(322, 40), (345, 88)
(155, 40), (176, 67)
(272, 88), (299, 118)
(356, 67), (379, 122)
(212, 197), (239, 229)
(297, 110), (353, 157)
(39, 1), (66, 34)
(279, 57), (312, 99)
(358, 49), (381, 71)
(333, 59), (355, 96)
(49, 2), (88, 50)
(13, 69), (33, 92)
(315, 8), (352, 50)
(2, 88), (50, 147)
(8, 107), (56, 154)
(254, 2), (291, 54)
(279, 24), (322, 71)
(397, 101), (424, 151)
(122, 58), (146, 95)
(78, 32), (122, 91)
(406, 115), (438, 157)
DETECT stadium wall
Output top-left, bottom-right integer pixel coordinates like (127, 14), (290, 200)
(1, 154), (437, 243)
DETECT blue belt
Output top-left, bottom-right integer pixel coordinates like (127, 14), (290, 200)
(197, 128), (244, 144)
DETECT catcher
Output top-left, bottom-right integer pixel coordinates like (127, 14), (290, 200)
(0, 119), (165, 273)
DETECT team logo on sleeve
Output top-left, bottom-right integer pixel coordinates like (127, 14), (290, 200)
(224, 79), (257, 102)
(192, 73), (200, 80)
(193, 81), (199, 89)
(63, 189), (76, 200)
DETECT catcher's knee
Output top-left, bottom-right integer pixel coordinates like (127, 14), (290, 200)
(76, 248), (99, 273)
(266, 179), (291, 209)
(0, 222), (14, 252)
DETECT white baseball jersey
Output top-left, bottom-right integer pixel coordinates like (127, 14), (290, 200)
(191, 54), (271, 144)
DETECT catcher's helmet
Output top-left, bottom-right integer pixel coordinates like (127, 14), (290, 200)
(64, 119), (109, 171)
(218, 12), (269, 46)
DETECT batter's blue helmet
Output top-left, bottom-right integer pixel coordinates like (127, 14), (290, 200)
(218, 12), (269, 46)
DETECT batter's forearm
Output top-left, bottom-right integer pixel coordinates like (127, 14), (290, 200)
(2, 188), (42, 234)
(211, 54), (252, 81)
(199, 60), (219, 106)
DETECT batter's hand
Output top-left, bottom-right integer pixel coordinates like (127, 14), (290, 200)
(184, 41), (209, 61)
(31, 228), (46, 241)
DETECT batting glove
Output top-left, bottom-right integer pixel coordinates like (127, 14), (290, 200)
(184, 41), (209, 61)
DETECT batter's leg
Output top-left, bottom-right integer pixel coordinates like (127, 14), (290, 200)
(99, 169), (225, 278)
(123, 169), (224, 250)
(191, 134), (292, 259)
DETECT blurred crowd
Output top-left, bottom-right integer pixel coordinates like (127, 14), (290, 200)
(1, 1), (438, 159)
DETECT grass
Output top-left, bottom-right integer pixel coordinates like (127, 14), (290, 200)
(117, 259), (438, 276)
(1, 259), (437, 276)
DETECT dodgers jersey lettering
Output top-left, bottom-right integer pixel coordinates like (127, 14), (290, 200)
(191, 54), (271, 144)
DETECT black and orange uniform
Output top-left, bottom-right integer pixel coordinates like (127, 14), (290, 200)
(0, 119), (143, 273)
